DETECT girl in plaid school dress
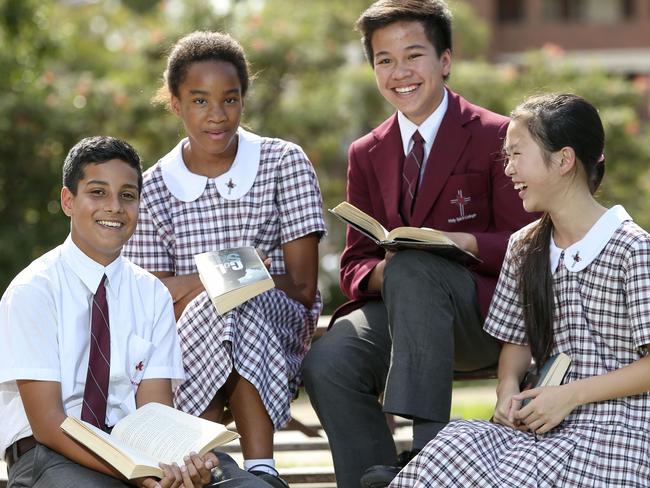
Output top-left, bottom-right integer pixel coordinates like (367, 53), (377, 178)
(390, 93), (650, 488)
(123, 31), (325, 487)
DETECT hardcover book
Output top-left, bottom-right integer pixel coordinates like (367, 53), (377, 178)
(60, 402), (239, 480)
(520, 352), (572, 407)
(329, 201), (480, 265)
(194, 246), (275, 315)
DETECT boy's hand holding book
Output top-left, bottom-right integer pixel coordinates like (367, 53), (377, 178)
(61, 402), (239, 482)
(135, 451), (217, 488)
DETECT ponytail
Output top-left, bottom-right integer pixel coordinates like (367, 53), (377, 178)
(514, 214), (554, 368)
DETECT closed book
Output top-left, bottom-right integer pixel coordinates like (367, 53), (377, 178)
(521, 352), (571, 407)
(194, 247), (275, 315)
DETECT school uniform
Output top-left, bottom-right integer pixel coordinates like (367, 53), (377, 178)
(391, 206), (650, 487)
(123, 128), (326, 430)
(0, 236), (185, 485)
(303, 88), (534, 488)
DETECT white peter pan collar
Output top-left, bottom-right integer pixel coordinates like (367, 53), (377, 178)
(550, 205), (632, 273)
(160, 127), (262, 202)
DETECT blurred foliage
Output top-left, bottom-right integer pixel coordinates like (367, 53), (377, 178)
(1, 0), (649, 312)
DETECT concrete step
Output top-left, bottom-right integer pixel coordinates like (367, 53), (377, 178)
(222, 435), (411, 453)
(280, 466), (336, 484)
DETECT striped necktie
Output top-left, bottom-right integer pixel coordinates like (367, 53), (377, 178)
(401, 130), (425, 223)
(81, 275), (110, 431)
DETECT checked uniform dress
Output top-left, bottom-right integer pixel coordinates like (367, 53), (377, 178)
(391, 205), (650, 488)
(124, 128), (326, 429)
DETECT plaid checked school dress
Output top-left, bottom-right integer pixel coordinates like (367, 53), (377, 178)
(391, 206), (650, 487)
(123, 129), (326, 429)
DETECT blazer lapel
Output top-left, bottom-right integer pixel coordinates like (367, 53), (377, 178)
(411, 93), (471, 228)
(369, 115), (406, 228)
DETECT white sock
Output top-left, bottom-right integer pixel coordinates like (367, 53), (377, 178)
(244, 458), (276, 475)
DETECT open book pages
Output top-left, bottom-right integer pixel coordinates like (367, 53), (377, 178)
(62, 417), (165, 479)
(330, 201), (391, 242)
(61, 402), (240, 479)
(329, 201), (480, 265)
(195, 247), (274, 314)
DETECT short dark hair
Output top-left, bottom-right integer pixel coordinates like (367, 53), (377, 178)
(62, 136), (143, 195)
(356, 0), (453, 66)
(156, 31), (250, 105)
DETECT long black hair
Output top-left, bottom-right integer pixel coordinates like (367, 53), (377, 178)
(510, 94), (605, 368)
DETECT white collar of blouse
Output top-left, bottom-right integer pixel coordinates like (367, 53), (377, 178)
(61, 235), (124, 295)
(549, 204), (632, 274)
(160, 127), (262, 202)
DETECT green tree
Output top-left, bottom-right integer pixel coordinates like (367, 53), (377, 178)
(1, 0), (649, 312)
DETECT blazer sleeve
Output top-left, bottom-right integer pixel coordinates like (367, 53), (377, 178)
(469, 120), (537, 277)
(339, 141), (385, 300)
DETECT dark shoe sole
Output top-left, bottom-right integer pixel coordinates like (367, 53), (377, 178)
(360, 465), (401, 488)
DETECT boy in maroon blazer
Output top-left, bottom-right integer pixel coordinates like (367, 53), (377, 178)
(302, 1), (535, 487)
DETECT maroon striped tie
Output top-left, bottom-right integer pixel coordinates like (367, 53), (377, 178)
(81, 275), (110, 431)
(401, 130), (425, 223)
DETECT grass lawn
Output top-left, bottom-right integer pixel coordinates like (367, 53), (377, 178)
(450, 380), (497, 420)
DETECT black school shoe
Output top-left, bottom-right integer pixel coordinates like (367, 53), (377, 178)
(360, 449), (421, 488)
(248, 465), (290, 488)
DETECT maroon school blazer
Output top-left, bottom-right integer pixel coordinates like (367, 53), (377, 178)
(337, 88), (536, 320)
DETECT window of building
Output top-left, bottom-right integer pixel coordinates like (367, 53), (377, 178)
(497, 0), (525, 22)
(542, 0), (634, 22)
(621, 0), (635, 19)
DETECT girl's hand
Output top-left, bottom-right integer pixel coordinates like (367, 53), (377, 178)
(256, 249), (272, 269)
(512, 385), (579, 434)
(492, 383), (522, 429)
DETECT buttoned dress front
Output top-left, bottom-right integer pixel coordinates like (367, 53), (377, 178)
(123, 129), (326, 429)
(391, 206), (650, 487)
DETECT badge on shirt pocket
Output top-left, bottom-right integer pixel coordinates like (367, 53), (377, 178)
(441, 173), (489, 230)
(127, 335), (154, 388)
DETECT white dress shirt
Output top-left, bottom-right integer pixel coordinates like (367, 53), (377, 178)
(0, 236), (185, 459)
(397, 87), (449, 182)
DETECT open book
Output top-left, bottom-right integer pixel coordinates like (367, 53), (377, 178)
(520, 352), (572, 407)
(329, 201), (480, 265)
(195, 246), (275, 315)
(61, 402), (239, 479)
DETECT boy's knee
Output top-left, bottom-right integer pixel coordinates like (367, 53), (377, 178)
(385, 250), (448, 286)
(302, 338), (332, 387)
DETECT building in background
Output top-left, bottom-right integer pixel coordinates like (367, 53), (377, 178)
(463, 0), (650, 114)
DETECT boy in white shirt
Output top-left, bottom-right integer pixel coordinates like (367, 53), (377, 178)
(0, 136), (264, 488)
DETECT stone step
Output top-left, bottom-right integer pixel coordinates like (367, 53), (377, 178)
(222, 435), (410, 454)
(280, 466), (336, 484)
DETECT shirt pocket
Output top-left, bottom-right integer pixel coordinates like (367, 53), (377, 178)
(126, 335), (155, 389)
(438, 172), (489, 231)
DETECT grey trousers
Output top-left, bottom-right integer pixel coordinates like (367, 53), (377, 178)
(302, 250), (501, 488)
(8, 443), (267, 488)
